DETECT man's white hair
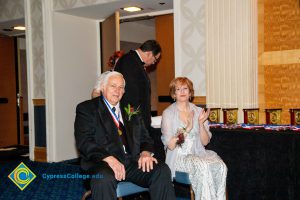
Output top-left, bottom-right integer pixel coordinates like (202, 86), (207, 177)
(93, 71), (111, 91)
(101, 71), (125, 92)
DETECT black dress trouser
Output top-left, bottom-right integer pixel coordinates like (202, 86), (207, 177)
(88, 158), (176, 200)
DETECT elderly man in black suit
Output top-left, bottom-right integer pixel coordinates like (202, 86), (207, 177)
(74, 71), (175, 200)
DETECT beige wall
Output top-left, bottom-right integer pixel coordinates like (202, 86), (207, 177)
(49, 12), (99, 161)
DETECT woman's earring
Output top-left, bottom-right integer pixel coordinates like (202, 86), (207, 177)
(189, 96), (191, 101)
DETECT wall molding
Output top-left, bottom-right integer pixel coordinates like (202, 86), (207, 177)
(193, 96), (206, 105)
(33, 99), (45, 106)
(34, 146), (47, 162)
(262, 49), (300, 65)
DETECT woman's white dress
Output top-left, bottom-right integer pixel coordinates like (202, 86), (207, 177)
(161, 103), (227, 200)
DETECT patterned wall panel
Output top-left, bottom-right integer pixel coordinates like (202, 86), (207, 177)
(265, 64), (300, 124)
(29, 0), (45, 98)
(174, 0), (206, 96)
(0, 0), (24, 22)
(264, 0), (300, 51)
(53, 0), (118, 11)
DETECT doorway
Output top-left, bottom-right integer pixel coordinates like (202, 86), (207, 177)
(0, 36), (28, 147)
(17, 37), (29, 145)
(0, 36), (18, 147)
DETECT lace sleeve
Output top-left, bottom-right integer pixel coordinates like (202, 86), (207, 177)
(161, 108), (175, 147)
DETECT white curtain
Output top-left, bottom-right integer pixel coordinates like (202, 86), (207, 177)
(206, 0), (258, 122)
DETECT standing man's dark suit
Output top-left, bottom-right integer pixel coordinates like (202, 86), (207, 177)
(115, 40), (166, 162)
(74, 72), (175, 200)
(114, 50), (152, 130)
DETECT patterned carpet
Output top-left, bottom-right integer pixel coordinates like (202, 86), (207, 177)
(0, 158), (85, 200)
(0, 157), (190, 200)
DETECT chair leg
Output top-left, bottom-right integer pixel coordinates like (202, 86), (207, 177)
(81, 190), (91, 200)
(226, 188), (228, 200)
(189, 185), (195, 200)
(82, 190), (124, 200)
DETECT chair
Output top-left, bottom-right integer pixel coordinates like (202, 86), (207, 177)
(81, 181), (149, 200)
(174, 171), (195, 200)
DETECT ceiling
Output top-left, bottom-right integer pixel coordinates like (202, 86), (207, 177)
(0, 0), (173, 37)
(0, 18), (25, 37)
(60, 0), (173, 20)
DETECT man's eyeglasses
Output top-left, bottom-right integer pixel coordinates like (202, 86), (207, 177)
(152, 54), (159, 63)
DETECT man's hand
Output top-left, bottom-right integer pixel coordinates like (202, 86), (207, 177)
(138, 151), (158, 172)
(103, 156), (125, 181)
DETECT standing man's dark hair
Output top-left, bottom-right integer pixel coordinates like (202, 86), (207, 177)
(139, 40), (162, 56)
(114, 39), (164, 160)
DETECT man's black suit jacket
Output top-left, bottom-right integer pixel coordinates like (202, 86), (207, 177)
(74, 96), (154, 171)
(114, 50), (152, 130)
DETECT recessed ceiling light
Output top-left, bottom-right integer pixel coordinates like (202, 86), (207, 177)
(121, 6), (143, 12)
(13, 26), (26, 31)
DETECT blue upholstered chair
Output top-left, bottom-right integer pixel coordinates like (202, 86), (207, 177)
(174, 171), (195, 200)
(81, 181), (149, 200)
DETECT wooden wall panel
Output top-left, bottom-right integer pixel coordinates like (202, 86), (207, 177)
(156, 14), (174, 115)
(259, 0), (300, 124)
(101, 12), (120, 72)
(264, 0), (300, 51)
(258, 0), (266, 123)
(265, 64), (300, 124)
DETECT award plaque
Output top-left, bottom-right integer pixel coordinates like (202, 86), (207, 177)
(265, 109), (282, 125)
(208, 108), (220, 123)
(290, 109), (300, 125)
(223, 108), (238, 124)
(243, 109), (259, 124)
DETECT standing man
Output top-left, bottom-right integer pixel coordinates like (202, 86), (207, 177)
(114, 40), (164, 160)
(114, 40), (161, 132)
(74, 71), (176, 200)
